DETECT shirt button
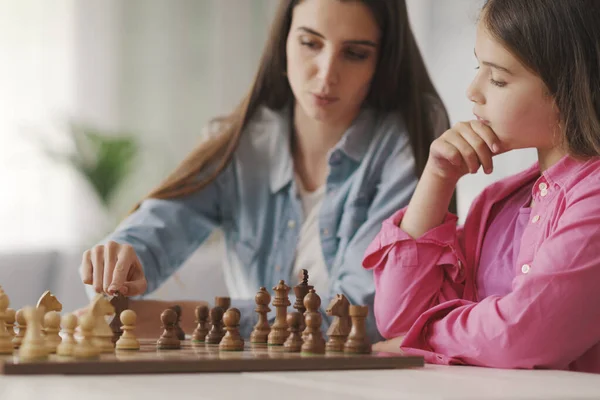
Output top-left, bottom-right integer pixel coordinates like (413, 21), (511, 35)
(275, 265), (281, 272)
(288, 220), (296, 229)
(521, 264), (531, 274)
(539, 182), (548, 190)
(532, 215), (540, 223)
(322, 228), (330, 236)
(540, 189), (548, 197)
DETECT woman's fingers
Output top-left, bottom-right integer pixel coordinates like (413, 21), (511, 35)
(91, 245), (105, 293)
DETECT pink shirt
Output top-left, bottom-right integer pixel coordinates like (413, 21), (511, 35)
(363, 155), (600, 373)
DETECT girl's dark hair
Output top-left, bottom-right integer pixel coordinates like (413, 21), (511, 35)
(133, 0), (449, 211)
(482, 0), (600, 158)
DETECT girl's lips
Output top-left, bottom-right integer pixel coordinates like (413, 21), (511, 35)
(475, 114), (490, 125)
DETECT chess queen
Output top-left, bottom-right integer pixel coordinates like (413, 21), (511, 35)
(78, 0), (450, 341)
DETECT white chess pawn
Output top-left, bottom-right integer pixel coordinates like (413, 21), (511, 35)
(116, 310), (140, 350)
(5, 308), (16, 338)
(18, 306), (48, 360)
(74, 313), (100, 359)
(13, 309), (27, 349)
(56, 313), (78, 357)
(44, 311), (62, 354)
(0, 293), (14, 354)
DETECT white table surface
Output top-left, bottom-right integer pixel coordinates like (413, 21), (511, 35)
(1, 364), (599, 400)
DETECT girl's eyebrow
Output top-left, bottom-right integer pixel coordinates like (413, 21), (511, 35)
(297, 26), (378, 48)
(474, 49), (514, 75)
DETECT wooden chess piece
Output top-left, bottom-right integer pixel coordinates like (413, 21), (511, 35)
(294, 269), (313, 338)
(0, 292), (14, 354)
(301, 289), (325, 354)
(192, 305), (210, 342)
(283, 311), (303, 353)
(56, 313), (78, 356)
(74, 313), (100, 359)
(36, 291), (62, 329)
(344, 305), (371, 354)
(13, 309), (26, 349)
(205, 306), (225, 345)
(267, 280), (291, 346)
(214, 296), (231, 336)
(19, 306), (48, 360)
(325, 294), (351, 352)
(109, 291), (129, 344)
(116, 310), (140, 350)
(44, 311), (62, 354)
(90, 294), (116, 353)
(157, 308), (181, 349)
(250, 287), (271, 344)
(169, 305), (186, 340)
(5, 308), (16, 338)
(219, 308), (244, 351)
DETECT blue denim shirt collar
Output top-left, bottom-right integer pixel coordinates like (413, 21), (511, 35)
(266, 105), (377, 193)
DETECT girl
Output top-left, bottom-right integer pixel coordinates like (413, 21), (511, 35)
(78, 0), (449, 339)
(364, 0), (600, 372)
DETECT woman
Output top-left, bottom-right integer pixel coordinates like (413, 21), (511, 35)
(79, 0), (449, 339)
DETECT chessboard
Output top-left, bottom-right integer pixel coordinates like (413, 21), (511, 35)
(0, 339), (424, 375)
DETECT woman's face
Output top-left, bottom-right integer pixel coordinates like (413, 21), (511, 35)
(286, 0), (380, 126)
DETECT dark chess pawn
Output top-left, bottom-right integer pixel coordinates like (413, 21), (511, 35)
(250, 287), (271, 344)
(219, 308), (244, 351)
(343, 305), (372, 354)
(192, 305), (210, 343)
(169, 305), (185, 340)
(205, 306), (225, 345)
(283, 312), (303, 353)
(301, 289), (325, 354)
(156, 309), (181, 350)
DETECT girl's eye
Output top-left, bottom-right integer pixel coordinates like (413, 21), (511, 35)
(490, 78), (507, 87)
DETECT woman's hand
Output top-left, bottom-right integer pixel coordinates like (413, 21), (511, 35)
(373, 335), (406, 353)
(79, 241), (147, 297)
(427, 120), (502, 182)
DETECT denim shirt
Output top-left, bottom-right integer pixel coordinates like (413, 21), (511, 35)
(103, 105), (418, 341)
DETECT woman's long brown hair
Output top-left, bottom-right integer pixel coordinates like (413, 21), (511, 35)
(131, 0), (449, 213)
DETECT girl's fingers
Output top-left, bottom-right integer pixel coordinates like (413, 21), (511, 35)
(444, 130), (482, 174)
(457, 123), (494, 174)
(469, 120), (502, 154)
(79, 250), (93, 285)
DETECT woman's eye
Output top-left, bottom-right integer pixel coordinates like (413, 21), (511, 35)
(345, 49), (368, 61)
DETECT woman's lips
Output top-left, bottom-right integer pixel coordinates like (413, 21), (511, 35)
(312, 93), (338, 107)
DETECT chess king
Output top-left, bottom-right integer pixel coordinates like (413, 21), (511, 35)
(77, 0), (451, 341)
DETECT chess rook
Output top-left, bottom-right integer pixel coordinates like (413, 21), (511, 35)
(267, 280), (291, 346)
(250, 287), (271, 344)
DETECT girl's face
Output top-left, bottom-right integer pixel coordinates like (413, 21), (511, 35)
(286, 0), (380, 126)
(468, 22), (561, 153)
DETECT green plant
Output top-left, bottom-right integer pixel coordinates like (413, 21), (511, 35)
(43, 121), (139, 209)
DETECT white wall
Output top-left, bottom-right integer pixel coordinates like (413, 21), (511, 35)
(408, 0), (537, 220)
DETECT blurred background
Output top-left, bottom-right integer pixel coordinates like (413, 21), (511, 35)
(0, 0), (536, 311)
